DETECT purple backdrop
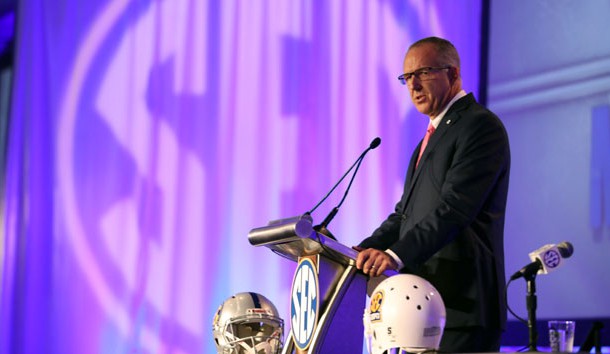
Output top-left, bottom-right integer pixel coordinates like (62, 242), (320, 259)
(0, 0), (482, 352)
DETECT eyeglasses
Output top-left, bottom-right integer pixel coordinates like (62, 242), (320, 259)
(397, 66), (451, 85)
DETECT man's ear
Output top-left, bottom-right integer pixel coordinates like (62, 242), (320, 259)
(448, 66), (459, 83)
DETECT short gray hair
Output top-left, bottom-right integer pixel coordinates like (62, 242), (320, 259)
(409, 37), (460, 69)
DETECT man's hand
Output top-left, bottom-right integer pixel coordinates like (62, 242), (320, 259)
(353, 247), (398, 277)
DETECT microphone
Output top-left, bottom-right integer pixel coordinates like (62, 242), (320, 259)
(510, 241), (574, 280)
(311, 137), (381, 239)
(369, 136), (382, 149)
(307, 137), (381, 215)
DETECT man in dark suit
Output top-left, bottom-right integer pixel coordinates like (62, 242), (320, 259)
(356, 37), (510, 352)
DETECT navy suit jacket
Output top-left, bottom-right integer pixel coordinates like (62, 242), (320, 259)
(360, 93), (510, 330)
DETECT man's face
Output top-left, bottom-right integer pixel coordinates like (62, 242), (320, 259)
(402, 43), (456, 118)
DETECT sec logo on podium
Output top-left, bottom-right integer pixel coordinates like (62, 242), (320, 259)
(290, 257), (319, 350)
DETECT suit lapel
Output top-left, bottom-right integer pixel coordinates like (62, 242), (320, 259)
(400, 94), (475, 213)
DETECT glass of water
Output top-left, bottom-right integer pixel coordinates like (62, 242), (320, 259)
(548, 320), (576, 352)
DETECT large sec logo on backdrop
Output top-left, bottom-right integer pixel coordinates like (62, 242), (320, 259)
(57, 0), (211, 352)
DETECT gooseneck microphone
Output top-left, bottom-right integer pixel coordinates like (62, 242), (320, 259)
(307, 137), (381, 239)
(510, 241), (574, 280)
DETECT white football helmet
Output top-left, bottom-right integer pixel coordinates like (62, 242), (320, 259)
(212, 292), (284, 354)
(363, 274), (446, 354)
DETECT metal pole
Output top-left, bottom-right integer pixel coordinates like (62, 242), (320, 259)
(526, 276), (538, 352)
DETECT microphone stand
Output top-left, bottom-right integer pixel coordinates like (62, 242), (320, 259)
(525, 272), (538, 352)
(312, 140), (376, 240)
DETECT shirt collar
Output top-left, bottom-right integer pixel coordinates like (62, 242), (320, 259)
(429, 90), (467, 128)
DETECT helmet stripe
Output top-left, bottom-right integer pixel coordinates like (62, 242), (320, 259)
(249, 292), (262, 308)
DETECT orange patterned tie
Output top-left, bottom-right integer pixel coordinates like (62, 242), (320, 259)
(416, 123), (435, 168)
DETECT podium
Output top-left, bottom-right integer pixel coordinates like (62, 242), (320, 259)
(248, 214), (395, 354)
